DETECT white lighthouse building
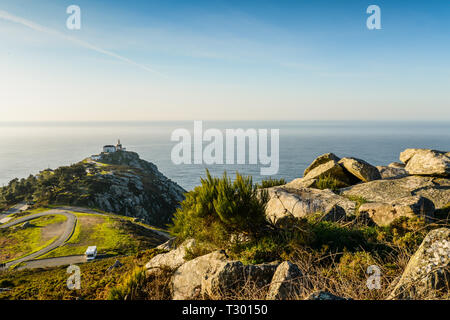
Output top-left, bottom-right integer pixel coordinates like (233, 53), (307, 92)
(103, 145), (116, 153)
(102, 139), (126, 153)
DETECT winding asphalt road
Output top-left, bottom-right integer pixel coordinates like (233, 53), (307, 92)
(0, 206), (170, 270)
(0, 209), (77, 268)
(0, 202), (29, 223)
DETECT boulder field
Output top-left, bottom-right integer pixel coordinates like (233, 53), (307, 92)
(146, 229), (448, 300)
(266, 148), (450, 227)
(143, 148), (449, 300)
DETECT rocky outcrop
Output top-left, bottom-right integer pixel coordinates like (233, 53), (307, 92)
(376, 166), (408, 179)
(399, 149), (424, 164)
(303, 153), (340, 176)
(303, 160), (353, 186)
(203, 262), (278, 299)
(338, 157), (381, 182)
(389, 162), (405, 169)
(265, 187), (356, 226)
(400, 149), (450, 177)
(145, 239), (195, 275)
(358, 196), (435, 226)
(172, 251), (228, 300)
(301, 153), (385, 188)
(283, 177), (318, 189)
(389, 228), (450, 299)
(171, 251), (278, 300)
(341, 175), (450, 210)
(156, 238), (177, 251)
(266, 261), (304, 300)
(86, 151), (186, 227)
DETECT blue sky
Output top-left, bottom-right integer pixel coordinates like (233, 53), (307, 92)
(0, 0), (449, 121)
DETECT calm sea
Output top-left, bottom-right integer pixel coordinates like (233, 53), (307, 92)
(1, 121), (449, 191)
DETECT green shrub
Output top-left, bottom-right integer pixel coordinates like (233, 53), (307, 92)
(375, 216), (428, 250)
(338, 251), (377, 280)
(257, 178), (286, 189)
(108, 267), (147, 300)
(315, 175), (347, 193)
(308, 220), (381, 253)
(169, 170), (269, 249)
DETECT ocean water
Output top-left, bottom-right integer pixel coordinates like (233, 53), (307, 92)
(1, 121), (449, 191)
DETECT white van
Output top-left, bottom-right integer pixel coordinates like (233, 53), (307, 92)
(85, 246), (97, 261)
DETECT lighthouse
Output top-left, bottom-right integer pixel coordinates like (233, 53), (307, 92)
(116, 139), (126, 151)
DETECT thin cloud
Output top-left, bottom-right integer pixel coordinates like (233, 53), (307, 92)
(0, 9), (166, 77)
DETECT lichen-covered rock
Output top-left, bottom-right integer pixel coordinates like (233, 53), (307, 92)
(401, 149), (450, 177)
(376, 166), (408, 179)
(400, 149), (424, 164)
(389, 228), (450, 299)
(266, 261), (304, 300)
(389, 162), (406, 169)
(172, 251), (229, 300)
(358, 196), (435, 226)
(303, 153), (340, 176)
(303, 160), (354, 186)
(265, 187), (356, 226)
(171, 251), (277, 300)
(156, 238), (177, 251)
(338, 157), (381, 182)
(202, 262), (278, 298)
(283, 177), (318, 189)
(340, 176), (450, 210)
(145, 239), (195, 275)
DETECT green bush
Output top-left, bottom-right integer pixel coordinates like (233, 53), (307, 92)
(108, 267), (147, 300)
(315, 175), (347, 193)
(375, 216), (428, 250)
(169, 170), (269, 248)
(338, 251), (377, 280)
(257, 178), (286, 189)
(308, 219), (382, 253)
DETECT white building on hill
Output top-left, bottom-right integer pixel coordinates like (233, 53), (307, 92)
(103, 145), (116, 153)
(103, 139), (126, 153)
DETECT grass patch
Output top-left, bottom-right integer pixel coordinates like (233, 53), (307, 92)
(0, 249), (161, 300)
(343, 195), (368, 214)
(315, 175), (348, 193)
(0, 215), (67, 263)
(40, 213), (167, 259)
(256, 178), (287, 189)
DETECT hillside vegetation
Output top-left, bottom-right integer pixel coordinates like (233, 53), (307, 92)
(0, 249), (163, 300)
(0, 151), (185, 227)
(40, 212), (167, 259)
